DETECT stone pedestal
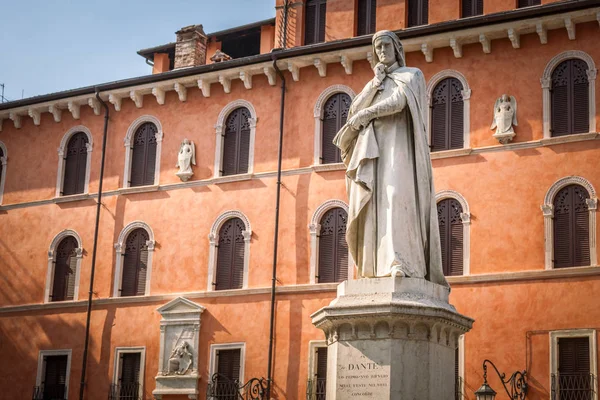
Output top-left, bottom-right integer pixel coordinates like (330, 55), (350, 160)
(311, 277), (473, 400)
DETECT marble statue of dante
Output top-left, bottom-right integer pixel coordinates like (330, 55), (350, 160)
(333, 30), (448, 286)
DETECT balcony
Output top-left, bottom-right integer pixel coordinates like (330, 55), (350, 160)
(306, 378), (327, 400)
(32, 385), (66, 400)
(108, 383), (143, 400)
(206, 373), (267, 400)
(551, 373), (596, 400)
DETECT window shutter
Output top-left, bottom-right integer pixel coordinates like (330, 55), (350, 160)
(0, 148), (3, 192)
(63, 132), (88, 196)
(43, 355), (68, 399)
(357, 0), (376, 36)
(137, 245), (149, 296)
(216, 218), (245, 290)
(455, 347), (460, 400)
(408, 0), (428, 27)
(66, 247), (78, 301)
(431, 78), (464, 152)
(322, 93), (351, 164)
(316, 347), (328, 399)
(554, 185), (590, 268)
(552, 59), (589, 137)
(121, 228), (150, 296)
(217, 349), (242, 381)
(318, 208), (348, 283)
(52, 236), (78, 301)
(223, 108), (251, 176)
(130, 123), (158, 187)
(318, 1), (326, 43)
(572, 60), (590, 134)
(518, 0), (540, 7)
(305, 0), (326, 44)
(462, 0), (482, 17)
(558, 337), (591, 397)
(120, 353), (141, 384)
(437, 199), (464, 276)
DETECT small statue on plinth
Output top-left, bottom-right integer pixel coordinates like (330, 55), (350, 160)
(175, 139), (195, 182)
(491, 94), (518, 144)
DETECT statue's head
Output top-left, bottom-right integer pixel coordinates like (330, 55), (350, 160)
(372, 30), (406, 68)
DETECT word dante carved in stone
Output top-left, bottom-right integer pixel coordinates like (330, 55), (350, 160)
(348, 362), (380, 370)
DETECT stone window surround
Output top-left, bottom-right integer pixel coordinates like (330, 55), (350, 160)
(426, 69), (472, 150)
(549, 329), (598, 400)
(113, 346), (146, 395)
(309, 199), (351, 285)
(0, 141), (7, 205)
(541, 176), (597, 270)
(208, 342), (246, 384)
(307, 340), (327, 382)
(55, 125), (93, 197)
(541, 50), (597, 139)
(213, 100), (257, 180)
(113, 221), (156, 297)
(122, 115), (164, 189)
(207, 210), (252, 291)
(435, 190), (471, 276)
(45, 230), (84, 303)
(457, 335), (465, 399)
(36, 349), (72, 397)
(312, 85), (356, 166)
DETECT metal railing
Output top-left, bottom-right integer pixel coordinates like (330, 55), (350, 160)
(108, 382), (143, 400)
(551, 373), (596, 400)
(306, 378), (327, 400)
(206, 373), (268, 400)
(32, 385), (66, 400)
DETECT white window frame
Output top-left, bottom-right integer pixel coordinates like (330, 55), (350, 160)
(208, 342), (246, 384)
(541, 51), (597, 139)
(55, 125), (93, 197)
(308, 340), (328, 381)
(313, 85), (356, 166)
(435, 190), (471, 276)
(36, 349), (72, 398)
(45, 230), (84, 303)
(541, 176), (597, 270)
(113, 221), (156, 297)
(113, 347), (146, 396)
(457, 335), (465, 399)
(214, 100), (257, 178)
(207, 210), (252, 291)
(0, 141), (7, 205)
(123, 115), (163, 188)
(549, 329), (598, 400)
(426, 69), (471, 149)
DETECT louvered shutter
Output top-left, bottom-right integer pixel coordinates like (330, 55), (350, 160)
(318, 208), (348, 283)
(316, 347), (327, 400)
(43, 355), (68, 399)
(217, 349), (242, 381)
(52, 236), (78, 301)
(437, 199), (464, 276)
(322, 93), (351, 164)
(462, 0), (482, 17)
(216, 218), (245, 290)
(223, 108), (251, 176)
(121, 228), (149, 296)
(408, 0), (428, 27)
(357, 0), (376, 36)
(431, 78), (464, 152)
(454, 347), (460, 400)
(553, 185), (590, 268)
(518, 0), (540, 7)
(558, 337), (591, 399)
(305, 0), (326, 44)
(0, 148), (3, 192)
(119, 352), (141, 398)
(130, 123), (158, 187)
(63, 132), (88, 196)
(552, 59), (589, 137)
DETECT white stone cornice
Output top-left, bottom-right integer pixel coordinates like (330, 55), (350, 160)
(263, 66), (276, 86)
(536, 22), (548, 44)
(479, 34), (491, 54)
(68, 101), (80, 120)
(108, 94), (122, 111)
(49, 105), (62, 122)
(314, 58), (327, 77)
(88, 98), (101, 115)
(130, 90), (143, 108)
(9, 112), (22, 129)
(507, 28), (520, 49)
(152, 87), (166, 105)
(174, 83), (187, 102)
(218, 75), (231, 94)
(28, 108), (41, 126)
(240, 71), (253, 90)
(198, 79), (211, 97)
(288, 61), (300, 81)
(449, 38), (462, 58)
(564, 17), (576, 40)
(420, 43), (432, 63)
(340, 55), (353, 75)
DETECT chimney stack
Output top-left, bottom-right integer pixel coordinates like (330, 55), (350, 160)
(174, 25), (208, 69)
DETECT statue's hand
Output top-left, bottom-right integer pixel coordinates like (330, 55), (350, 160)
(348, 110), (371, 130)
(373, 63), (386, 86)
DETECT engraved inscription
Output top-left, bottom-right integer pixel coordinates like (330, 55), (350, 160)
(336, 354), (390, 398)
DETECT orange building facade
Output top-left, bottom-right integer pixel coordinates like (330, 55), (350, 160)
(0, 0), (599, 399)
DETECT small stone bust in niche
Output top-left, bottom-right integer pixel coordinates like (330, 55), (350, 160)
(491, 94), (518, 144)
(166, 341), (193, 375)
(176, 138), (196, 182)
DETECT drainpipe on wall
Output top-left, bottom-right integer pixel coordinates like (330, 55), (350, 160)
(78, 89), (109, 400)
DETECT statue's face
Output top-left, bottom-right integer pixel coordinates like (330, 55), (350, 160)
(374, 36), (396, 67)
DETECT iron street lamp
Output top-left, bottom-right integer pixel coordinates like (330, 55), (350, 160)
(474, 359), (528, 400)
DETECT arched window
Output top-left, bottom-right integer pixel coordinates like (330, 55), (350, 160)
(437, 199), (464, 276)
(551, 59), (590, 137)
(305, 0), (327, 45)
(553, 185), (591, 268)
(357, 0), (376, 36)
(50, 236), (78, 301)
(62, 132), (89, 196)
(130, 122), (158, 187)
(318, 207), (348, 283)
(121, 228), (150, 297)
(431, 78), (464, 152)
(222, 108), (251, 176)
(408, 0), (428, 27)
(322, 93), (351, 164)
(215, 218), (246, 290)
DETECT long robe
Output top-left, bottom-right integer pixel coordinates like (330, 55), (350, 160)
(333, 66), (448, 287)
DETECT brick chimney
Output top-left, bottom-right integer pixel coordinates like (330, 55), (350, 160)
(174, 25), (208, 69)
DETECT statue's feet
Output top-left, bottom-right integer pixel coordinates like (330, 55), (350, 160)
(390, 266), (406, 279)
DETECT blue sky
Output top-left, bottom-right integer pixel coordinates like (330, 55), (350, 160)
(0, 0), (275, 102)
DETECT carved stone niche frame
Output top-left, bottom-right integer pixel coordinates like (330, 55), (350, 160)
(153, 297), (206, 400)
